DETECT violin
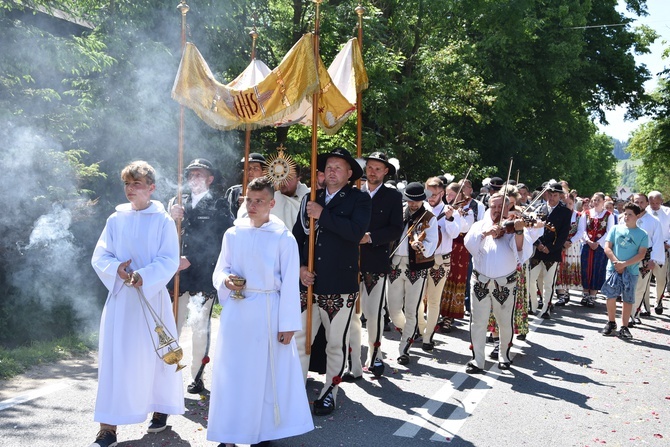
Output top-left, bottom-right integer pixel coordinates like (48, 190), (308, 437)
(411, 222), (428, 252)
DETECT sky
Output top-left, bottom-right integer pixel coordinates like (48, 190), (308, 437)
(598, 0), (670, 142)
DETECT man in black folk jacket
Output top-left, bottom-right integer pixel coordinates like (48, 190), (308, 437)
(345, 152), (403, 382)
(528, 182), (572, 318)
(293, 148), (371, 416)
(169, 159), (231, 394)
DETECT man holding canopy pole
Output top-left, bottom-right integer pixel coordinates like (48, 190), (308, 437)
(293, 147), (371, 416)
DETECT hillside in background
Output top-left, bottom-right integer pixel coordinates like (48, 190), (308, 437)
(612, 138), (630, 160)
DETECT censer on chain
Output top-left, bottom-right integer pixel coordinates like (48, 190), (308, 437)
(126, 272), (186, 372)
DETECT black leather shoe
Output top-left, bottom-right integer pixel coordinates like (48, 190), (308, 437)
(498, 362), (511, 370)
(655, 302), (664, 315)
(187, 378), (205, 394)
(313, 392), (335, 416)
(489, 343), (499, 359)
(541, 311), (551, 319)
(555, 295), (570, 306)
(370, 358), (385, 378)
(640, 311), (651, 317)
(397, 354), (410, 365)
(341, 371), (362, 382)
(516, 334), (526, 341)
(486, 334), (499, 344)
(466, 363), (484, 374)
(148, 412), (168, 433)
(422, 342), (434, 352)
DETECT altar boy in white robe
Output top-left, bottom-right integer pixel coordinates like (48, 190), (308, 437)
(208, 177), (313, 447)
(90, 161), (183, 447)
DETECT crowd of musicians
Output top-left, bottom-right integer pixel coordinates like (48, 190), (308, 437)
(88, 151), (669, 447)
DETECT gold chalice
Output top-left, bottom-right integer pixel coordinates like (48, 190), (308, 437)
(230, 275), (247, 299)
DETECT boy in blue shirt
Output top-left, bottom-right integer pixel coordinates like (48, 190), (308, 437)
(601, 203), (649, 339)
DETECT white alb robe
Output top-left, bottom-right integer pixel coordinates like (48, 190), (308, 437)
(91, 200), (184, 425)
(208, 215), (313, 445)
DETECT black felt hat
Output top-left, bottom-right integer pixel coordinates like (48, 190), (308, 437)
(317, 147), (364, 181)
(364, 152), (396, 177)
(488, 177), (504, 190)
(402, 182), (432, 202)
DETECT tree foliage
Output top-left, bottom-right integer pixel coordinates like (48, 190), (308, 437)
(0, 0), (658, 344)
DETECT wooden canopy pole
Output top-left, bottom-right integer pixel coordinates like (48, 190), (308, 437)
(306, 0), (324, 355)
(354, 3), (365, 315)
(242, 30), (259, 197)
(173, 0), (190, 320)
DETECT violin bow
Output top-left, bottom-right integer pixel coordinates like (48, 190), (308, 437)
(499, 157), (514, 226)
(453, 165), (473, 206)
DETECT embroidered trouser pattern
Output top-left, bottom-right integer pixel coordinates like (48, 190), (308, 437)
(176, 291), (216, 380)
(295, 292), (357, 400)
(419, 254), (451, 344)
(529, 260), (559, 314)
(388, 255), (428, 358)
(652, 251), (668, 302)
(348, 273), (387, 376)
(469, 271), (518, 368)
(633, 267), (653, 314)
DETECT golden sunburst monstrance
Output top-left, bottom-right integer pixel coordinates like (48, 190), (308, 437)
(264, 144), (296, 189)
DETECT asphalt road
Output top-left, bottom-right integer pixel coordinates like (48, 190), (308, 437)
(1, 289), (669, 447)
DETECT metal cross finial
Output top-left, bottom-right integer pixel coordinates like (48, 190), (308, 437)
(177, 1), (189, 15)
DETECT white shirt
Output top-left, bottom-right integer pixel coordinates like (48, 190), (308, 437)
(395, 205), (439, 258)
(464, 214), (533, 278)
(636, 212), (664, 264)
(427, 202), (463, 255)
(648, 205), (670, 244)
(191, 190), (208, 209)
(363, 181), (382, 198)
(581, 208), (615, 249)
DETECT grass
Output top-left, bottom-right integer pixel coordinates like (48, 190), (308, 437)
(0, 306), (223, 381)
(212, 303), (222, 318)
(0, 333), (97, 380)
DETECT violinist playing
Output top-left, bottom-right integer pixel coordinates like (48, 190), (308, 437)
(464, 192), (534, 373)
(387, 182), (439, 367)
(527, 182), (573, 318)
(418, 177), (463, 352)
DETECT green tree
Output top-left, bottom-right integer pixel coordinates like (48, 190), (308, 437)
(627, 120), (670, 197)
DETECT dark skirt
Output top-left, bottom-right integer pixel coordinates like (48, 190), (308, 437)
(581, 245), (607, 291)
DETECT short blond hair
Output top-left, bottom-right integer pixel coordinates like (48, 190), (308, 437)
(121, 161), (156, 185)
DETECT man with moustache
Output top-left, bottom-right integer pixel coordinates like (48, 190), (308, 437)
(387, 182), (439, 366)
(418, 177), (462, 352)
(630, 193), (664, 323)
(464, 192), (533, 373)
(293, 148), (371, 416)
(223, 152), (266, 220)
(168, 158), (231, 394)
(528, 182), (572, 317)
(345, 152), (403, 381)
(648, 191), (670, 314)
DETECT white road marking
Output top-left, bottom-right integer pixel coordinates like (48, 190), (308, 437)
(431, 371), (496, 442)
(0, 382), (69, 411)
(395, 313), (548, 442)
(393, 372), (469, 437)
